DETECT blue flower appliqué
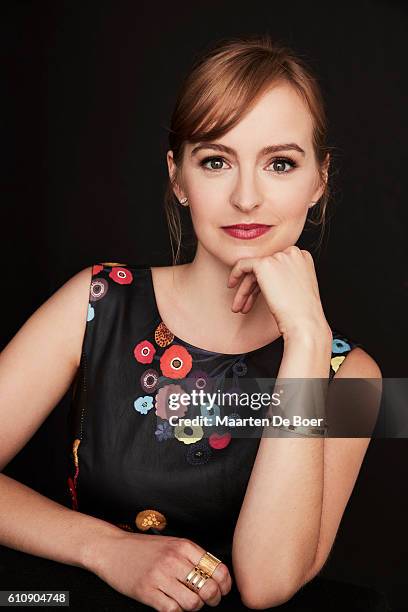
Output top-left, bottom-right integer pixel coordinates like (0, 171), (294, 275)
(87, 304), (95, 322)
(332, 338), (351, 354)
(134, 395), (154, 415)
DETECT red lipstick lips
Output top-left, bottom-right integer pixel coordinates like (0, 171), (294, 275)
(221, 223), (273, 240)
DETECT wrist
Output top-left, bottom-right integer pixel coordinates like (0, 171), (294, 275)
(79, 518), (130, 573)
(278, 323), (333, 378)
(284, 321), (333, 348)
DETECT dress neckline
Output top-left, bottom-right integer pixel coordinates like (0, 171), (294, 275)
(146, 266), (283, 357)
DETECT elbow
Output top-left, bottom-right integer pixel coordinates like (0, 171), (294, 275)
(237, 574), (305, 610)
(237, 562), (322, 609)
(239, 582), (300, 609)
(232, 539), (327, 609)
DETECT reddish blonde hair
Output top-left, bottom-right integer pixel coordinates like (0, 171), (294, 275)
(164, 34), (333, 265)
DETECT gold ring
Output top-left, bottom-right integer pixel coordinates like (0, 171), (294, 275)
(184, 567), (209, 591)
(184, 552), (222, 592)
(196, 551), (222, 577)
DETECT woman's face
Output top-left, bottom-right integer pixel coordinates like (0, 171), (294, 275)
(167, 82), (329, 267)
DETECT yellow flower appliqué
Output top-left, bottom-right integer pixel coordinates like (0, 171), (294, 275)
(174, 423), (204, 444)
(331, 355), (346, 373)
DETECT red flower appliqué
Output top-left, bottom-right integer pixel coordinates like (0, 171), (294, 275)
(134, 340), (156, 364)
(109, 267), (133, 285)
(209, 432), (232, 450)
(160, 344), (193, 379)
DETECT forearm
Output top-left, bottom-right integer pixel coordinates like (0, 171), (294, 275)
(0, 472), (121, 571)
(232, 327), (332, 607)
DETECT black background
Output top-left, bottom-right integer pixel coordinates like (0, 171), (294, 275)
(2, 1), (408, 609)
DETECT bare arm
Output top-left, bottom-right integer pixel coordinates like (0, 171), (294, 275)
(0, 266), (122, 570)
(0, 266), (234, 610)
(232, 327), (382, 609)
(0, 472), (122, 569)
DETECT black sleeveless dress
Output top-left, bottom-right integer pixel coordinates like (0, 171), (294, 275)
(66, 262), (362, 581)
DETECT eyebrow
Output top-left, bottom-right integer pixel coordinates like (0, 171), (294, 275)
(190, 142), (306, 158)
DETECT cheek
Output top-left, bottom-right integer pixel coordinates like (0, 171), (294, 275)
(280, 199), (307, 221)
(186, 181), (223, 225)
(189, 202), (220, 238)
(187, 176), (225, 206)
(273, 175), (314, 219)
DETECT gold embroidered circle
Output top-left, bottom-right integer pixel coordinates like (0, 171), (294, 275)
(135, 509), (167, 531)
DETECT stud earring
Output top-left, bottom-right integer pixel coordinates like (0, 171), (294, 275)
(309, 201), (316, 208)
(179, 197), (189, 206)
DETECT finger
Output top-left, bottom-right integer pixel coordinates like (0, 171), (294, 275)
(184, 541), (232, 596)
(240, 285), (261, 314)
(227, 258), (260, 287)
(233, 281), (258, 313)
(238, 284), (259, 314)
(210, 561), (233, 595)
(227, 268), (244, 288)
(192, 575), (222, 607)
(231, 281), (256, 312)
(202, 561), (231, 597)
(152, 587), (183, 611)
(231, 275), (257, 312)
(159, 573), (205, 611)
(175, 565), (222, 608)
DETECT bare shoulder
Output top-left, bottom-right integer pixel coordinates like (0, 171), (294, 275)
(334, 346), (382, 380)
(48, 265), (94, 368)
(0, 265), (93, 472)
(1, 265), (93, 373)
(0, 266), (92, 380)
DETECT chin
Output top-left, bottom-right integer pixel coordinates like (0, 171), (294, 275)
(213, 248), (264, 268)
(232, 241), (276, 257)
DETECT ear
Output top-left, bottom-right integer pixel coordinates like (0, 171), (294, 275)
(167, 150), (186, 202)
(310, 153), (330, 205)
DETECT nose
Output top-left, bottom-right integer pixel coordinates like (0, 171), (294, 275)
(230, 169), (263, 212)
(231, 198), (261, 212)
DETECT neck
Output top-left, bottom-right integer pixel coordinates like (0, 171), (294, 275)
(171, 244), (276, 341)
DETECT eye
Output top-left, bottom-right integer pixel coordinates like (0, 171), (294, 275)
(267, 157), (298, 174)
(199, 156), (228, 171)
(198, 155), (298, 174)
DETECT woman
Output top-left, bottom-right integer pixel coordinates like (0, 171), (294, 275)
(0, 34), (383, 611)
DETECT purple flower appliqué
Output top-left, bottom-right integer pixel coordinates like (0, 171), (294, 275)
(155, 419), (173, 442)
